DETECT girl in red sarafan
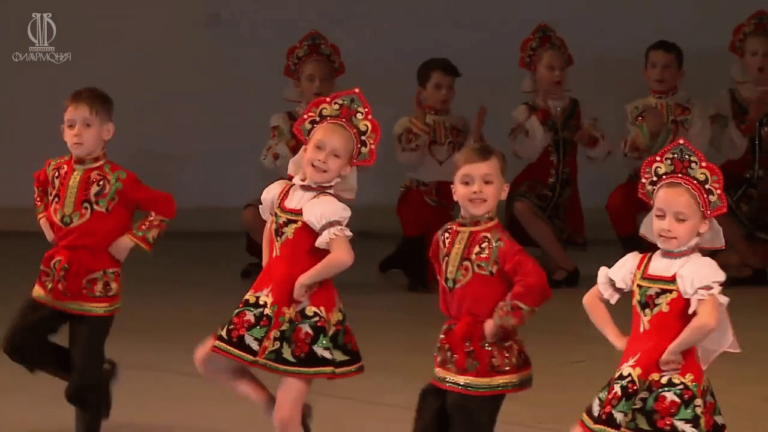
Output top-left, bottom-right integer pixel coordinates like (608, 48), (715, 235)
(504, 22), (612, 289)
(572, 139), (740, 432)
(194, 88), (379, 432)
(240, 29), (345, 280)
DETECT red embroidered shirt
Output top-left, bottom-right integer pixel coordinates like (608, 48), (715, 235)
(32, 153), (176, 316)
(429, 217), (552, 395)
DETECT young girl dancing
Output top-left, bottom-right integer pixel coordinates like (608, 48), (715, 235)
(241, 29), (346, 280)
(505, 22), (612, 288)
(572, 138), (740, 431)
(194, 88), (379, 432)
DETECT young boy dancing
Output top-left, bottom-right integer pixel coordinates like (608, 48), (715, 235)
(412, 123), (552, 431)
(2, 87), (176, 432)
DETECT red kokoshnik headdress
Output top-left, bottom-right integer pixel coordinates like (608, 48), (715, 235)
(638, 138), (727, 219)
(518, 22), (574, 71)
(292, 88), (380, 167)
(728, 10), (768, 57)
(283, 30), (345, 80)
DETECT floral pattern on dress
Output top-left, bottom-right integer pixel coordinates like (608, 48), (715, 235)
(215, 286), (362, 377)
(583, 357), (726, 431)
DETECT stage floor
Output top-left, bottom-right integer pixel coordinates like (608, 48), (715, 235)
(1, 233), (765, 431)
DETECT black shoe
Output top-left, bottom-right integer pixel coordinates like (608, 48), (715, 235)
(101, 359), (118, 420)
(239, 262), (263, 279)
(549, 267), (580, 288)
(378, 237), (407, 274)
(76, 408), (102, 432)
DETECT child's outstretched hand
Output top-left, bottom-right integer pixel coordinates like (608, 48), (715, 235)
(109, 235), (135, 262)
(483, 318), (499, 342)
(659, 347), (684, 374)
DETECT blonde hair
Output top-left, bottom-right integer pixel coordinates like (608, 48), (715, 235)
(453, 142), (507, 176)
(654, 182), (705, 217)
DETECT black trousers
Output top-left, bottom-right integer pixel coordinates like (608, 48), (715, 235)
(413, 383), (506, 432)
(2, 298), (114, 414)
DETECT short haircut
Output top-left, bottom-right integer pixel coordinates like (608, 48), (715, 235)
(65, 87), (114, 121)
(644, 40), (684, 70)
(453, 142), (507, 177)
(416, 58), (462, 88)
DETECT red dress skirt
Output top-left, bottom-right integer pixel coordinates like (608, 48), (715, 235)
(577, 253), (726, 431)
(213, 184), (363, 378)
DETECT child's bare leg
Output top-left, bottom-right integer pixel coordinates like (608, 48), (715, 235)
(193, 336), (275, 415)
(273, 376), (312, 432)
(511, 200), (576, 276)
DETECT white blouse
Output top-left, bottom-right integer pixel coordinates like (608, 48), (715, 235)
(596, 250), (740, 369)
(259, 178), (353, 250)
(708, 88), (750, 161)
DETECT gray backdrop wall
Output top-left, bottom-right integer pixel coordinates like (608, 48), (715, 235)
(2, 0), (762, 235)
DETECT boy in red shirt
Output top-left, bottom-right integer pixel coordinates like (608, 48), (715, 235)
(2, 87), (176, 432)
(412, 127), (551, 431)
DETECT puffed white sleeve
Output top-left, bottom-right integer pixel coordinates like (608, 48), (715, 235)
(580, 101), (613, 161)
(258, 180), (290, 221)
(596, 252), (642, 304)
(708, 90), (748, 161)
(676, 256), (740, 369)
(509, 105), (549, 162)
(303, 196), (353, 249)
